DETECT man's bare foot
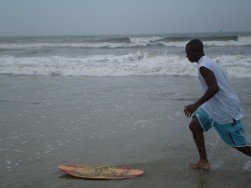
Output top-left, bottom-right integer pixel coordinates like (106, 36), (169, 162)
(189, 160), (210, 171)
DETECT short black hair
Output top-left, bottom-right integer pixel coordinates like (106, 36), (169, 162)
(186, 39), (204, 51)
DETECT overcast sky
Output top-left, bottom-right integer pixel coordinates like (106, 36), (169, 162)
(0, 0), (250, 36)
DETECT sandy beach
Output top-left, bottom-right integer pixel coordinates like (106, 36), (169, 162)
(0, 75), (250, 188)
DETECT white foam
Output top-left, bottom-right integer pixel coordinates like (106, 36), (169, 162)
(130, 36), (164, 46)
(0, 53), (250, 77)
(238, 36), (251, 44)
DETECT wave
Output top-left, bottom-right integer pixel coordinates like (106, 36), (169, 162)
(0, 53), (250, 78)
(159, 35), (238, 42)
(97, 37), (131, 43)
(1, 35), (251, 49)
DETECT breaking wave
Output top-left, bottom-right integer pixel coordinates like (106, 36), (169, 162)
(0, 53), (250, 78)
(1, 35), (251, 49)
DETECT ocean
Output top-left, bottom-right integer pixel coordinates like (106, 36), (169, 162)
(0, 32), (251, 77)
(1, 32), (251, 187)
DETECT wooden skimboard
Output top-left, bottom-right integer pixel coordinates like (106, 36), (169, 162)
(58, 164), (144, 179)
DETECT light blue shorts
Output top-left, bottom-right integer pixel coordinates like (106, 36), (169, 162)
(193, 107), (249, 147)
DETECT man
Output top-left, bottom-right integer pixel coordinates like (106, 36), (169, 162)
(184, 39), (251, 170)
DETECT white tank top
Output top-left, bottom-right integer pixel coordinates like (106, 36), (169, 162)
(198, 56), (243, 124)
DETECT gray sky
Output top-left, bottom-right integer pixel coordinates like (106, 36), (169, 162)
(0, 0), (250, 36)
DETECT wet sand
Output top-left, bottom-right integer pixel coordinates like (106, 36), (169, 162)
(0, 75), (251, 188)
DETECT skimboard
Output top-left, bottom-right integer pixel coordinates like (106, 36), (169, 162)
(58, 164), (144, 179)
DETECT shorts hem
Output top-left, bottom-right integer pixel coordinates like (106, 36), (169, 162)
(195, 114), (207, 132)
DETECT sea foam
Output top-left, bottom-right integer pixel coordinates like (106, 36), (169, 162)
(0, 53), (250, 77)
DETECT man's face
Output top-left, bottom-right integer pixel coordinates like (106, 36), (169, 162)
(185, 45), (198, 63)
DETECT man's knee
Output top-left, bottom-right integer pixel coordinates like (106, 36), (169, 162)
(189, 118), (203, 134)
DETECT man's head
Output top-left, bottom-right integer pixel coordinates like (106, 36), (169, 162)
(185, 39), (204, 63)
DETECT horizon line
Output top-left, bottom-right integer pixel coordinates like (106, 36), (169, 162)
(0, 30), (251, 38)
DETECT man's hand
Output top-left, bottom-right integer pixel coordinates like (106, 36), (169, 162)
(184, 103), (199, 117)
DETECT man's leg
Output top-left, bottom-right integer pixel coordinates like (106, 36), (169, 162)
(189, 117), (210, 170)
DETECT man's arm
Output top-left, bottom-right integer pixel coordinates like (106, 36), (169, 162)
(184, 67), (219, 117)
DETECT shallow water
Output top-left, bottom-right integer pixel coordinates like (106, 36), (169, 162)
(0, 75), (250, 187)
